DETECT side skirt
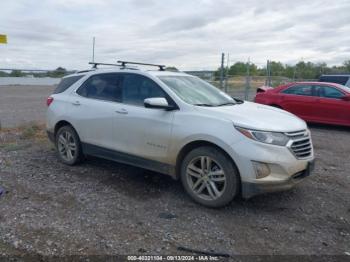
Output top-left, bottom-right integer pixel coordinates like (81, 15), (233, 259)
(81, 143), (176, 179)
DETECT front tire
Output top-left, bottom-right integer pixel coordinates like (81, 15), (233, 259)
(180, 146), (240, 208)
(55, 125), (83, 165)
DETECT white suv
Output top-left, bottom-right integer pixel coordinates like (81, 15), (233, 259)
(46, 62), (315, 207)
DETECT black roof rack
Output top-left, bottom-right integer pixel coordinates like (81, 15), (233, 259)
(117, 60), (166, 71)
(88, 62), (122, 69)
(77, 69), (95, 73)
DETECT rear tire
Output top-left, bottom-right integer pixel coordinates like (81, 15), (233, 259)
(55, 125), (83, 165)
(180, 146), (240, 208)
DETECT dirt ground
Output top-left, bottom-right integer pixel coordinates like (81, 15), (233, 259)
(0, 123), (349, 259)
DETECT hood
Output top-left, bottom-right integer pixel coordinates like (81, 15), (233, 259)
(195, 101), (307, 132)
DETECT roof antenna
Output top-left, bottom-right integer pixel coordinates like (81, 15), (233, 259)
(92, 37), (96, 63)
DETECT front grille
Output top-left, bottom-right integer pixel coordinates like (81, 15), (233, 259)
(285, 130), (313, 159)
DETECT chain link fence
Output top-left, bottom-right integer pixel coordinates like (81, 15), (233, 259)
(206, 75), (318, 101)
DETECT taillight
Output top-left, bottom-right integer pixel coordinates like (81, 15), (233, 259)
(47, 96), (54, 107)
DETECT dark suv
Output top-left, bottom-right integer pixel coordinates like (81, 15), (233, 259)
(319, 74), (350, 87)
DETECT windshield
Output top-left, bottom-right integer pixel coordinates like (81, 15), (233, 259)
(158, 75), (235, 106)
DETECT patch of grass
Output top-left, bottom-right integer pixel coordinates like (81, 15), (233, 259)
(21, 126), (37, 139)
(0, 122), (47, 145)
(19, 122), (41, 139)
(0, 142), (31, 152)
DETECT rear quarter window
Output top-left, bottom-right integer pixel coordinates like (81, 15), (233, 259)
(53, 75), (84, 94)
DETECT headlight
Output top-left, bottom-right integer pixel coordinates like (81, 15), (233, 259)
(235, 126), (290, 146)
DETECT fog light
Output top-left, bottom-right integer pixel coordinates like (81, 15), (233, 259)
(252, 161), (271, 179)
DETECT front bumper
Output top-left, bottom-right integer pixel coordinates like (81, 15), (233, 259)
(227, 137), (315, 199)
(242, 160), (315, 198)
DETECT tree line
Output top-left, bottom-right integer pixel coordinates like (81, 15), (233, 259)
(0, 67), (71, 78)
(215, 60), (350, 80)
(2, 61), (350, 80)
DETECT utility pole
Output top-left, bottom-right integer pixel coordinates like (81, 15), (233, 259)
(92, 37), (96, 62)
(224, 53), (230, 93)
(244, 57), (251, 100)
(220, 53), (225, 89)
(266, 60), (272, 86)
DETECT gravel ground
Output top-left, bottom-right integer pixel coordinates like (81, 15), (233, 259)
(0, 85), (54, 128)
(0, 124), (349, 258)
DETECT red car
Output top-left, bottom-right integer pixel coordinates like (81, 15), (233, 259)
(254, 82), (350, 127)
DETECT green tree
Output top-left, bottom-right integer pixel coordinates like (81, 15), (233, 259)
(10, 70), (23, 77)
(228, 62), (247, 75)
(343, 60), (350, 73)
(48, 67), (67, 78)
(0, 71), (9, 77)
(269, 61), (285, 76)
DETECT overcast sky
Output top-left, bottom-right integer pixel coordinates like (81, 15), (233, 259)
(0, 0), (349, 70)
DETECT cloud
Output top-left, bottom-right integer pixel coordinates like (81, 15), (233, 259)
(0, 0), (349, 70)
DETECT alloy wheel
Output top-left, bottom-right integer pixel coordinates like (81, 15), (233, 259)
(57, 130), (77, 162)
(186, 156), (226, 201)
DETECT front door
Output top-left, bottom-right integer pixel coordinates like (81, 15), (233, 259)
(279, 84), (319, 121)
(112, 73), (175, 163)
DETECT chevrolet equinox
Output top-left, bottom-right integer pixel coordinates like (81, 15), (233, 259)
(46, 62), (315, 207)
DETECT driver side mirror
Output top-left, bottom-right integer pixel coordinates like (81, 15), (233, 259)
(342, 94), (350, 101)
(144, 97), (176, 110)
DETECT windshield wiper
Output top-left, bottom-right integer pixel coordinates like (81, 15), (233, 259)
(216, 102), (237, 106)
(194, 103), (214, 107)
(232, 97), (244, 104)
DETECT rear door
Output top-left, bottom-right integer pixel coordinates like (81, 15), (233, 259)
(69, 73), (123, 148)
(314, 85), (349, 125)
(278, 84), (318, 121)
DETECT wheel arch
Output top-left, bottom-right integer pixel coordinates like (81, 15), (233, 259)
(54, 120), (78, 137)
(175, 140), (241, 182)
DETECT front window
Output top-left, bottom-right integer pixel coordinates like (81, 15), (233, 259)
(159, 75), (235, 106)
(282, 85), (314, 96)
(122, 74), (167, 106)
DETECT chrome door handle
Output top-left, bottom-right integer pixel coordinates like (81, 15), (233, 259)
(72, 101), (81, 106)
(115, 109), (128, 114)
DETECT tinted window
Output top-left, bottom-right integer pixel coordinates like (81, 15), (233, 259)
(122, 74), (166, 106)
(319, 75), (349, 85)
(316, 86), (344, 99)
(77, 73), (122, 102)
(53, 75), (84, 94)
(282, 85), (313, 96)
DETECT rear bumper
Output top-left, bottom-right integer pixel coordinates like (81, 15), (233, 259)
(241, 160), (315, 199)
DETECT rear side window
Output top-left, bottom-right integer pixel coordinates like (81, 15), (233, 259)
(316, 86), (345, 99)
(282, 85), (313, 96)
(77, 73), (123, 102)
(53, 75), (84, 94)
